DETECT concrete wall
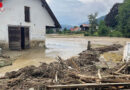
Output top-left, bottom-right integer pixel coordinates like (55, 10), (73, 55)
(123, 42), (130, 62)
(0, 0), (55, 48)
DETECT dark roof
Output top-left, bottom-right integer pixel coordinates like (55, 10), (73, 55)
(80, 24), (90, 27)
(41, 0), (61, 28)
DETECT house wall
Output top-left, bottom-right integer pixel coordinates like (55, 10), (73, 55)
(0, 0), (55, 48)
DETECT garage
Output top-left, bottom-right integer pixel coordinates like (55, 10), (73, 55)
(8, 26), (30, 50)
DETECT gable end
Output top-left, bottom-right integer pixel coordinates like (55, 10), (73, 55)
(41, 0), (61, 28)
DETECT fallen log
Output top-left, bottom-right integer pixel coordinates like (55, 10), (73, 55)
(69, 72), (130, 83)
(46, 83), (130, 89)
(101, 79), (130, 83)
(115, 64), (127, 74)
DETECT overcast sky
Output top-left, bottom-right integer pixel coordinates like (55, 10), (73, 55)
(46, 0), (124, 26)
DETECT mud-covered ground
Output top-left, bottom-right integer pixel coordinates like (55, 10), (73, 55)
(0, 44), (129, 90)
(0, 35), (130, 76)
(0, 35), (129, 89)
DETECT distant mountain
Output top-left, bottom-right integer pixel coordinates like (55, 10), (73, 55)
(61, 24), (73, 29)
(97, 16), (106, 24)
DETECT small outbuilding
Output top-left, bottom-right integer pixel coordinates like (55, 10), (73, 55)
(0, 0), (60, 50)
(80, 24), (90, 31)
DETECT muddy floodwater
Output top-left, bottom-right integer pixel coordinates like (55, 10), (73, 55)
(0, 36), (130, 76)
(0, 37), (89, 75)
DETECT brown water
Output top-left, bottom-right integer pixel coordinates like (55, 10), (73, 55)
(0, 36), (128, 76)
(0, 37), (88, 76)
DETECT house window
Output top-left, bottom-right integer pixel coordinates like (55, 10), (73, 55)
(25, 6), (30, 22)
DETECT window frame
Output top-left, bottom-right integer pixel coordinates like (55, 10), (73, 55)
(24, 6), (30, 22)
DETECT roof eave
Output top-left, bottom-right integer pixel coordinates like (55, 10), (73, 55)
(41, 0), (61, 28)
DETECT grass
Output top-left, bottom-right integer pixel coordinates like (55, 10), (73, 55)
(103, 52), (123, 62)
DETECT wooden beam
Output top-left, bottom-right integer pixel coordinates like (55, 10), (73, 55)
(46, 83), (130, 89)
(115, 64), (127, 74)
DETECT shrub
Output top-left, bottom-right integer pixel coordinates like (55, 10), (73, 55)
(93, 32), (99, 36)
(109, 30), (123, 37)
(84, 32), (91, 36)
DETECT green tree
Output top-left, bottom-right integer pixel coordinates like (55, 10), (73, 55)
(63, 27), (67, 32)
(117, 0), (130, 37)
(88, 13), (98, 35)
(98, 21), (109, 36)
(46, 29), (54, 34)
(109, 30), (123, 37)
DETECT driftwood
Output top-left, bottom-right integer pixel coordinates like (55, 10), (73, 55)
(55, 71), (58, 83)
(115, 64), (127, 74)
(69, 59), (80, 72)
(69, 72), (130, 84)
(46, 83), (130, 89)
(98, 69), (102, 79)
(56, 56), (68, 69)
(61, 79), (86, 84)
(101, 79), (130, 83)
(69, 72), (98, 83)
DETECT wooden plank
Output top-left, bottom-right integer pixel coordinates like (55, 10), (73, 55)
(101, 79), (130, 83)
(24, 27), (30, 49)
(115, 64), (127, 74)
(8, 26), (21, 50)
(46, 83), (130, 89)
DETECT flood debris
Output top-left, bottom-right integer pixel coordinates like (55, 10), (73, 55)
(1, 44), (130, 90)
(0, 55), (12, 67)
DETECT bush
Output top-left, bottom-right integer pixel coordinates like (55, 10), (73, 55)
(93, 32), (99, 36)
(84, 32), (91, 36)
(46, 29), (54, 34)
(109, 30), (123, 37)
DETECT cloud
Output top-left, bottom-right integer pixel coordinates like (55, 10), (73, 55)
(78, 0), (123, 3)
(46, 0), (51, 3)
(47, 0), (124, 25)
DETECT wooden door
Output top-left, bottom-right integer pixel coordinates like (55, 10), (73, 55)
(24, 27), (30, 49)
(8, 26), (21, 50)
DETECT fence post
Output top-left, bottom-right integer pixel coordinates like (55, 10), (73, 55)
(87, 41), (91, 50)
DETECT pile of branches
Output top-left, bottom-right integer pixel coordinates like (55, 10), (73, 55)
(1, 44), (128, 90)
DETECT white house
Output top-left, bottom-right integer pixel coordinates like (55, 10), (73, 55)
(0, 0), (60, 50)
